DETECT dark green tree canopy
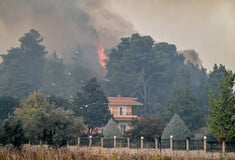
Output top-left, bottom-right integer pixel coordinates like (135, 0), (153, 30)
(0, 97), (19, 120)
(0, 29), (47, 98)
(161, 113), (191, 140)
(162, 86), (205, 131)
(73, 77), (111, 130)
(0, 117), (26, 147)
(126, 117), (164, 141)
(105, 33), (208, 118)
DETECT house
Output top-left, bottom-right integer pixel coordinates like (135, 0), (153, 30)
(108, 94), (143, 134)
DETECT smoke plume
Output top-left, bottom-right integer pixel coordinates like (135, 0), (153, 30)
(181, 50), (202, 68)
(0, 0), (133, 72)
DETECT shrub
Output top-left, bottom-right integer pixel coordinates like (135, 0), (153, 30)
(161, 113), (191, 140)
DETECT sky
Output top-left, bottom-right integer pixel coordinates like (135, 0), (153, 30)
(110, 0), (235, 71)
(110, 0), (235, 70)
(0, 0), (234, 71)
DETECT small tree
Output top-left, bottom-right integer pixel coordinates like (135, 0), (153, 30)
(161, 113), (191, 140)
(103, 118), (122, 139)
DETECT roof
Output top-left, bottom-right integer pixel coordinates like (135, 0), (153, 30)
(108, 95), (143, 106)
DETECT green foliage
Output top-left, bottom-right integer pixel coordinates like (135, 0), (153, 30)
(0, 117), (26, 146)
(14, 91), (86, 145)
(103, 118), (122, 139)
(208, 64), (228, 99)
(161, 114), (191, 140)
(0, 29), (47, 98)
(208, 70), (235, 141)
(105, 33), (209, 118)
(73, 77), (111, 130)
(126, 117), (164, 141)
(0, 97), (19, 120)
(161, 86), (205, 131)
(47, 95), (72, 110)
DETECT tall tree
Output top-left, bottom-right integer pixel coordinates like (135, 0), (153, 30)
(208, 70), (235, 141)
(208, 64), (229, 99)
(73, 77), (111, 132)
(162, 86), (205, 131)
(0, 29), (47, 98)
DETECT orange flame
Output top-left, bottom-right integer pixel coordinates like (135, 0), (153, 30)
(97, 45), (107, 69)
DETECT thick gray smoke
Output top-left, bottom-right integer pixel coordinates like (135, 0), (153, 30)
(181, 50), (202, 68)
(0, 0), (133, 72)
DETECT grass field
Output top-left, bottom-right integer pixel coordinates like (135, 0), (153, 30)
(1, 146), (235, 160)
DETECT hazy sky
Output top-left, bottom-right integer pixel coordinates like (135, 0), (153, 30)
(0, 0), (234, 71)
(110, 0), (235, 71)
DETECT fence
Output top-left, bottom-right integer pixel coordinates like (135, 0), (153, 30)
(71, 135), (235, 154)
(23, 135), (235, 155)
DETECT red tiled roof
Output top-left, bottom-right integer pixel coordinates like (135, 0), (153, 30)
(108, 96), (143, 106)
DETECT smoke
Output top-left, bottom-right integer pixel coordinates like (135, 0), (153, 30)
(181, 50), (202, 68)
(0, 0), (133, 72)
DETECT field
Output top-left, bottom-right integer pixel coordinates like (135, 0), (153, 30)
(1, 145), (235, 160)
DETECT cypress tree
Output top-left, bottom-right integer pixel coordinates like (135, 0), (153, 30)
(161, 113), (191, 140)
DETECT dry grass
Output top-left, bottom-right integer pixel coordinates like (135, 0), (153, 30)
(0, 146), (234, 160)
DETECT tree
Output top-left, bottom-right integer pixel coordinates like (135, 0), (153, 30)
(0, 97), (19, 120)
(161, 114), (191, 140)
(208, 64), (229, 99)
(126, 117), (164, 141)
(41, 52), (67, 97)
(0, 117), (26, 147)
(103, 118), (122, 139)
(47, 108), (86, 146)
(0, 29), (47, 98)
(105, 33), (208, 116)
(208, 70), (235, 141)
(73, 77), (111, 132)
(14, 91), (86, 145)
(161, 86), (205, 131)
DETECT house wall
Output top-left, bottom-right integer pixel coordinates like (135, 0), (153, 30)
(109, 105), (132, 116)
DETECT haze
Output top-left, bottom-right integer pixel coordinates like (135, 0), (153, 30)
(0, 0), (234, 71)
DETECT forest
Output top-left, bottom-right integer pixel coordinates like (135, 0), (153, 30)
(0, 29), (233, 146)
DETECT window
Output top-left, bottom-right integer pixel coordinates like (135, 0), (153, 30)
(120, 125), (126, 134)
(119, 106), (126, 115)
(120, 107), (123, 115)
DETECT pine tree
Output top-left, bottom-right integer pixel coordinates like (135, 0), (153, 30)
(73, 77), (111, 131)
(208, 70), (235, 141)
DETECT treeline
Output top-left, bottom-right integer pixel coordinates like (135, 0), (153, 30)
(0, 29), (233, 143)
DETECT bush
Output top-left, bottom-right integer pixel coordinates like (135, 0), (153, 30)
(103, 118), (122, 139)
(161, 113), (191, 140)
